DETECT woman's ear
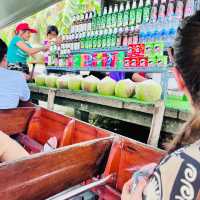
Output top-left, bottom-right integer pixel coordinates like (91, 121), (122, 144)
(172, 67), (186, 91)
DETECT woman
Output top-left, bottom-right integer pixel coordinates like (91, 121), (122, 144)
(44, 25), (61, 65)
(122, 11), (200, 199)
(7, 23), (48, 75)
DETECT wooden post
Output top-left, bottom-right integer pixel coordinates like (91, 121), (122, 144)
(148, 100), (165, 147)
(47, 89), (56, 110)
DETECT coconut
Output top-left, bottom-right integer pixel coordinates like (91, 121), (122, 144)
(115, 79), (135, 98)
(68, 75), (82, 91)
(97, 76), (116, 96)
(35, 74), (46, 86)
(56, 76), (69, 89)
(135, 80), (162, 102)
(45, 75), (58, 88)
(81, 75), (100, 93)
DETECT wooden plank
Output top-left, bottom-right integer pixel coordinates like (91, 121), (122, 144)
(148, 101), (165, 147)
(47, 89), (56, 110)
(56, 89), (123, 109)
(0, 137), (113, 200)
(0, 108), (35, 135)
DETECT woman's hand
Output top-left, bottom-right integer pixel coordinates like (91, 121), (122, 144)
(121, 163), (157, 200)
(121, 178), (147, 200)
(41, 46), (49, 52)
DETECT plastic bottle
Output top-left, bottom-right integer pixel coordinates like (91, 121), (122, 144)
(122, 26), (129, 46)
(136, 0), (144, 25)
(175, 0), (184, 20)
(158, 0), (167, 22)
(92, 10), (97, 31)
(150, 0), (159, 23)
(166, 0), (175, 21)
(111, 28), (117, 47)
(143, 0), (151, 23)
(129, 0), (137, 26)
(102, 29), (108, 48)
(106, 28), (112, 48)
(101, 7), (108, 30)
(97, 30), (103, 48)
(92, 30), (98, 49)
(123, 1), (131, 27)
(112, 4), (118, 28)
(184, 0), (195, 18)
(117, 3), (124, 28)
(116, 27), (123, 46)
(107, 5), (113, 28)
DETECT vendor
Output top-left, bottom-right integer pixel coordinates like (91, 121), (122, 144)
(7, 23), (48, 76)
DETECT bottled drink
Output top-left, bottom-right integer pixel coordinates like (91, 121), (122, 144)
(87, 11), (93, 31)
(102, 29), (108, 48)
(116, 27), (123, 46)
(143, 0), (151, 23)
(184, 0), (195, 17)
(106, 28), (112, 47)
(112, 4), (118, 28)
(107, 5), (113, 28)
(101, 7), (107, 29)
(166, 0), (175, 22)
(122, 26), (129, 46)
(123, 1), (131, 27)
(111, 28), (117, 47)
(158, 0), (167, 22)
(117, 3), (124, 28)
(96, 14), (101, 30)
(97, 30), (103, 48)
(92, 10), (97, 30)
(136, 0), (144, 25)
(150, 0), (159, 23)
(129, 0), (137, 26)
(175, 0), (184, 20)
(92, 30), (98, 48)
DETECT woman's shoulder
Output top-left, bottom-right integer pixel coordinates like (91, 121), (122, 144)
(143, 142), (200, 200)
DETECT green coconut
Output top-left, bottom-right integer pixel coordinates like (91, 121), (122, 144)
(68, 75), (82, 91)
(115, 79), (135, 98)
(81, 75), (100, 93)
(97, 76), (116, 96)
(135, 80), (162, 102)
(35, 74), (46, 86)
(45, 75), (58, 88)
(56, 76), (69, 89)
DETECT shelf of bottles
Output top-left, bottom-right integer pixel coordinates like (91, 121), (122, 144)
(47, 0), (195, 73)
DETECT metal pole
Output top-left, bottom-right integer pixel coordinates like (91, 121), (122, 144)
(47, 174), (114, 200)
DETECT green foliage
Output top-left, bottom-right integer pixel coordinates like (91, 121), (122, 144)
(0, 0), (100, 44)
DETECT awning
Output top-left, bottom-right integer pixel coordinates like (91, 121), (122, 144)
(0, 0), (63, 29)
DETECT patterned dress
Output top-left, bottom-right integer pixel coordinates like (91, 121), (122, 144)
(143, 141), (200, 200)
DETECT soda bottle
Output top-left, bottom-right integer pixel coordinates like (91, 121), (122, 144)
(111, 28), (117, 47)
(143, 0), (151, 23)
(116, 27), (123, 46)
(136, 0), (144, 25)
(88, 31), (93, 49)
(92, 30), (98, 49)
(150, 0), (159, 23)
(97, 30), (103, 48)
(92, 10), (97, 30)
(87, 11), (93, 31)
(166, 0), (175, 22)
(96, 14), (101, 30)
(101, 7), (108, 29)
(106, 28), (112, 48)
(122, 26), (129, 46)
(158, 0), (167, 22)
(184, 0), (195, 17)
(112, 4), (118, 28)
(129, 0), (137, 26)
(117, 3), (124, 28)
(107, 5), (113, 28)
(123, 1), (131, 27)
(102, 29), (108, 48)
(175, 0), (184, 20)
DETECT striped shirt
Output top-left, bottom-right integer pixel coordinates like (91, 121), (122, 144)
(0, 68), (30, 109)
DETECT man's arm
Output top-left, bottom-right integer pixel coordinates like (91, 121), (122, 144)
(19, 73), (30, 102)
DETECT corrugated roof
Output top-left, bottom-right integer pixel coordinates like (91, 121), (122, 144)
(0, 0), (63, 29)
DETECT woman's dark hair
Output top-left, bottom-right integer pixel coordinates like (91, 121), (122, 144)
(0, 39), (7, 63)
(169, 11), (200, 152)
(47, 25), (59, 36)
